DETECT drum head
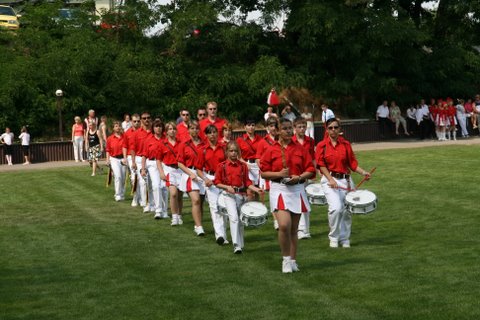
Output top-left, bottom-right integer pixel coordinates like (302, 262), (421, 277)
(241, 201), (268, 217)
(346, 190), (376, 205)
(305, 183), (324, 196)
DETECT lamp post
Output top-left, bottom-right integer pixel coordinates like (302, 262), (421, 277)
(55, 89), (64, 141)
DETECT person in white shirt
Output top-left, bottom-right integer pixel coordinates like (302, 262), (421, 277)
(19, 126), (31, 165)
(121, 114), (132, 132)
(0, 127), (14, 165)
(416, 101), (430, 140)
(376, 100), (390, 138)
(300, 106), (314, 138)
(406, 105), (417, 135)
(321, 104), (335, 123)
(264, 106), (278, 122)
(456, 99), (469, 138)
(281, 105), (296, 122)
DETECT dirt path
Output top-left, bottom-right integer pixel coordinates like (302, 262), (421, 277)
(1, 137), (479, 172)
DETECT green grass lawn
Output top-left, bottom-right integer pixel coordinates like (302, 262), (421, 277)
(0, 145), (478, 320)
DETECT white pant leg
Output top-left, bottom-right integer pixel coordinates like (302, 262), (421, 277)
(298, 211), (310, 234)
(224, 194), (245, 248)
(73, 136), (84, 161)
(110, 157), (126, 199)
(135, 156), (147, 207)
(247, 162), (260, 186)
(147, 159), (162, 213)
(321, 176), (351, 243)
(205, 174), (227, 240)
(127, 155), (139, 203)
(161, 187), (169, 214)
(306, 126), (314, 138)
(457, 114), (468, 136)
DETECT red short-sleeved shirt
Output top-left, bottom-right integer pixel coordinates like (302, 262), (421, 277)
(199, 117), (227, 141)
(106, 134), (124, 157)
(255, 135), (276, 160)
(144, 135), (164, 160)
(292, 135), (315, 158)
(260, 141), (315, 176)
(123, 127), (137, 155)
(214, 160), (252, 188)
(315, 137), (358, 174)
(130, 127), (152, 156)
(236, 133), (262, 160)
(197, 142), (226, 172)
(176, 122), (190, 143)
(159, 138), (181, 166)
(177, 139), (206, 168)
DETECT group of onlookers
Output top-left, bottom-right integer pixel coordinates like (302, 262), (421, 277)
(376, 96), (480, 140)
(1, 126), (30, 165)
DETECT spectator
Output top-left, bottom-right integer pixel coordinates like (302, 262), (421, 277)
(389, 101), (409, 136)
(264, 106), (278, 122)
(376, 100), (390, 138)
(19, 126), (31, 165)
(122, 114), (132, 132)
(281, 104), (296, 122)
(84, 109), (98, 128)
(300, 106), (314, 138)
(416, 102), (430, 140)
(406, 105), (417, 135)
(71, 116), (85, 162)
(474, 94), (480, 130)
(1, 127), (14, 165)
(85, 121), (103, 176)
(464, 98), (475, 130)
(321, 104), (335, 123)
(99, 115), (108, 148)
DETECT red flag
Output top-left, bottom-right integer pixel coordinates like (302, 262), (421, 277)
(267, 89), (280, 106)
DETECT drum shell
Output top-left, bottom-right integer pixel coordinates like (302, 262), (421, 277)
(216, 192), (228, 217)
(240, 201), (268, 227)
(345, 190), (378, 215)
(306, 183), (327, 206)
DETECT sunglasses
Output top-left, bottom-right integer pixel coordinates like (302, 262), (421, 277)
(208, 108), (217, 111)
(181, 113), (190, 116)
(198, 113), (206, 117)
(327, 126), (339, 130)
(142, 116), (151, 120)
(132, 120), (140, 123)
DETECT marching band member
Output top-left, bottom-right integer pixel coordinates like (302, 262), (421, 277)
(260, 118), (315, 273)
(215, 141), (263, 254)
(292, 117), (315, 240)
(199, 101), (228, 141)
(176, 109), (191, 143)
(220, 122), (233, 145)
(106, 121), (127, 201)
(256, 116), (279, 229)
(158, 122), (184, 226)
(130, 112), (153, 212)
(315, 118), (370, 249)
(122, 114), (141, 207)
(141, 119), (168, 219)
(237, 119), (262, 199)
(178, 120), (207, 236)
(196, 125), (229, 245)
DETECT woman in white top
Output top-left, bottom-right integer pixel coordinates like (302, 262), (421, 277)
(19, 126), (31, 165)
(1, 127), (14, 165)
(300, 106), (314, 138)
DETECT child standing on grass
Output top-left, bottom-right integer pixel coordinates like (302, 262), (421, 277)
(214, 141), (263, 254)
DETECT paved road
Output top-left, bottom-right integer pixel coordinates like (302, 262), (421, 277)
(1, 137), (479, 172)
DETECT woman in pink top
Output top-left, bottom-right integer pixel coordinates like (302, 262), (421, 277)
(71, 116), (85, 162)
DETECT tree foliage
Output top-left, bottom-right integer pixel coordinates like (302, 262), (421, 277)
(1, 0), (480, 138)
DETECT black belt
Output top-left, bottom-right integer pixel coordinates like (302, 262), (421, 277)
(148, 158), (156, 161)
(113, 155), (123, 159)
(232, 187), (246, 193)
(246, 159), (256, 163)
(330, 172), (350, 179)
(271, 177), (304, 184)
(165, 163), (178, 168)
(205, 170), (215, 176)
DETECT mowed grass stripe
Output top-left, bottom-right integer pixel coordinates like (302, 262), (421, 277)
(1, 145), (479, 320)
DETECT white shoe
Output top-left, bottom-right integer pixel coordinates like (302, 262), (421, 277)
(171, 216), (179, 226)
(91, 173), (95, 176)
(194, 226), (205, 236)
(291, 260), (300, 272)
(131, 199), (138, 207)
(330, 240), (339, 248)
(154, 212), (162, 219)
(115, 196), (123, 202)
(282, 258), (292, 273)
(233, 245), (242, 254)
(177, 216), (184, 225)
(143, 206), (151, 213)
(161, 212), (169, 219)
(273, 220), (279, 230)
(298, 230), (311, 239)
(341, 240), (351, 248)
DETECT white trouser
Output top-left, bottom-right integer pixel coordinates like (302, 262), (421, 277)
(136, 156), (148, 207)
(127, 156), (139, 203)
(321, 176), (352, 243)
(73, 136), (84, 161)
(224, 193), (245, 248)
(298, 211), (310, 234)
(457, 113), (468, 136)
(110, 157), (126, 199)
(146, 159), (165, 213)
(204, 173), (227, 240)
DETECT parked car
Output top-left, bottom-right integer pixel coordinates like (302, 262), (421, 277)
(0, 5), (20, 30)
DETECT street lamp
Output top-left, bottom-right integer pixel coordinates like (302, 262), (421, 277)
(55, 89), (64, 141)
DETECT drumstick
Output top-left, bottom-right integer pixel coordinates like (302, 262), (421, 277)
(355, 167), (376, 190)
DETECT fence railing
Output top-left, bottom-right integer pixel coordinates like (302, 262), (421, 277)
(0, 119), (428, 165)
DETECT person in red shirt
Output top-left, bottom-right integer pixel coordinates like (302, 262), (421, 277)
(220, 122), (233, 145)
(122, 113), (141, 207)
(141, 119), (168, 219)
(237, 119), (262, 199)
(292, 117), (316, 240)
(215, 141), (263, 254)
(106, 121), (126, 202)
(178, 120), (207, 236)
(260, 118), (315, 273)
(196, 125), (229, 245)
(158, 121), (184, 226)
(131, 112), (153, 212)
(315, 118), (370, 249)
(199, 101), (228, 141)
(176, 109), (191, 143)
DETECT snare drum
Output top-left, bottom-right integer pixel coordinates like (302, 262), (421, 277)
(216, 192), (228, 216)
(345, 190), (377, 214)
(305, 183), (327, 205)
(240, 201), (268, 227)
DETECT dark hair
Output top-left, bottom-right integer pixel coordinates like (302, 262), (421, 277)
(205, 124), (218, 134)
(326, 117), (340, 127)
(244, 119), (255, 125)
(153, 119), (164, 131)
